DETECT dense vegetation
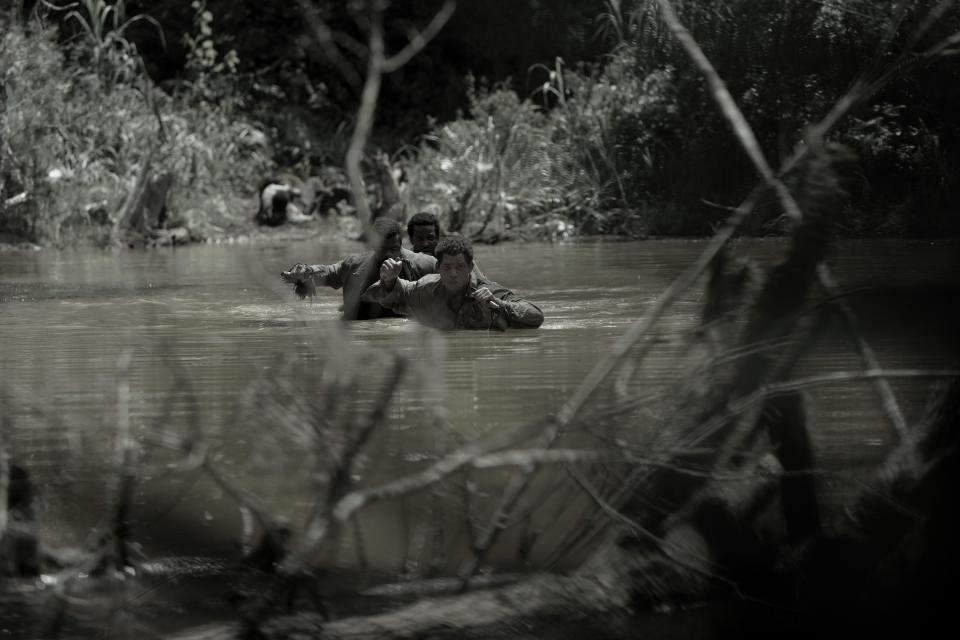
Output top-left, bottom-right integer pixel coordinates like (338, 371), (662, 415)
(2, 0), (959, 247)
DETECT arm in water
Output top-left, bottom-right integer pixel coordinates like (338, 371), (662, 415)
(474, 279), (544, 329)
(280, 260), (352, 299)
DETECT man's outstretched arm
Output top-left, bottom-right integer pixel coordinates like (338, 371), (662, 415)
(281, 260), (350, 299)
(477, 280), (544, 329)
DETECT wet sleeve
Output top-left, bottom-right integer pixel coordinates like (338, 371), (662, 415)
(361, 278), (416, 315)
(489, 283), (544, 329)
(305, 260), (351, 289)
(403, 253), (437, 279)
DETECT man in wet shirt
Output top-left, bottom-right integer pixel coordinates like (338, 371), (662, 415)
(281, 218), (436, 321)
(362, 234), (543, 330)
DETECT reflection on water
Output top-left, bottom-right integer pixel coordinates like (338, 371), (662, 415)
(1, 238), (959, 575)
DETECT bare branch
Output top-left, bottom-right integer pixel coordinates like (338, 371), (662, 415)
(333, 31), (369, 59)
(654, 0), (802, 222)
(553, 189), (762, 433)
(566, 464), (661, 547)
(817, 267), (912, 441)
(922, 28), (960, 56)
(655, 0), (922, 446)
(344, 4), (384, 231)
(0, 388), (9, 546)
(281, 353), (408, 575)
(326, 444), (791, 542)
(337, 0), (457, 233)
(688, 369), (960, 447)
(361, 572), (525, 598)
(871, 0), (915, 62)
(905, 0), (956, 52)
(198, 455), (278, 535)
(107, 349), (136, 570)
(382, 0), (456, 72)
(296, 0), (362, 91)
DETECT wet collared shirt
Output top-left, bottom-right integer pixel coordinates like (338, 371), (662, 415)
(362, 273), (544, 330)
(306, 248), (436, 320)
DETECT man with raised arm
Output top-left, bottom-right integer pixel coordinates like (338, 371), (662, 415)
(362, 234), (543, 330)
(280, 217), (436, 321)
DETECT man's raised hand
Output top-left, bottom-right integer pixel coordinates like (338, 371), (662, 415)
(380, 257), (403, 290)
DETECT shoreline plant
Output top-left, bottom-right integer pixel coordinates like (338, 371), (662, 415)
(0, 2), (270, 248)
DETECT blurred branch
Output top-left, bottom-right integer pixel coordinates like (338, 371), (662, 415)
(382, 0), (456, 72)
(295, 0), (362, 91)
(654, 0), (801, 222)
(327, 443), (782, 540)
(655, 0), (932, 446)
(138, 353), (282, 539)
(334, 0), (456, 232)
(280, 352), (408, 575)
(870, 0), (914, 63)
(106, 349), (136, 571)
(457, 463), (536, 583)
(905, 0), (956, 52)
(688, 369), (960, 447)
(333, 31), (368, 59)
(345, 5), (385, 230)
(361, 572), (525, 598)
(0, 388), (9, 546)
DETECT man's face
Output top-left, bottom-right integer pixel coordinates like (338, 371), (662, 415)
(378, 234), (402, 261)
(410, 225), (438, 255)
(438, 253), (471, 293)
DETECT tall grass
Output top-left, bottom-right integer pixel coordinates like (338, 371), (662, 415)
(0, 3), (270, 248)
(404, 59), (687, 239)
(64, 0), (164, 93)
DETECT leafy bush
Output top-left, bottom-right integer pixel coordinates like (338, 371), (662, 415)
(405, 78), (565, 239)
(0, 5), (270, 247)
(404, 55), (687, 239)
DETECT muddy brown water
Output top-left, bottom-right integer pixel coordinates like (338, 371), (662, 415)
(1, 237), (959, 632)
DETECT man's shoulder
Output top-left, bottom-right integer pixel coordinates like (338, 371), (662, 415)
(476, 274), (506, 291)
(407, 273), (441, 288)
(337, 252), (368, 267)
(401, 248), (437, 271)
(401, 247), (435, 263)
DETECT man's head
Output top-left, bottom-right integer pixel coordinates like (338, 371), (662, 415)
(407, 212), (440, 255)
(434, 234), (474, 294)
(371, 217), (402, 261)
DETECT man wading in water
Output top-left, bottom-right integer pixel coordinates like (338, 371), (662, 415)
(280, 218), (436, 320)
(362, 234), (543, 330)
(406, 211), (441, 256)
(407, 210), (485, 279)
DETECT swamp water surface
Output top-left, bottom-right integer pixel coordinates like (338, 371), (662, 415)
(1, 237), (958, 633)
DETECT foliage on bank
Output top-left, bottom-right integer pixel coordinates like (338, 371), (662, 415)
(3, 0), (960, 247)
(402, 0), (960, 238)
(0, 1), (270, 248)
